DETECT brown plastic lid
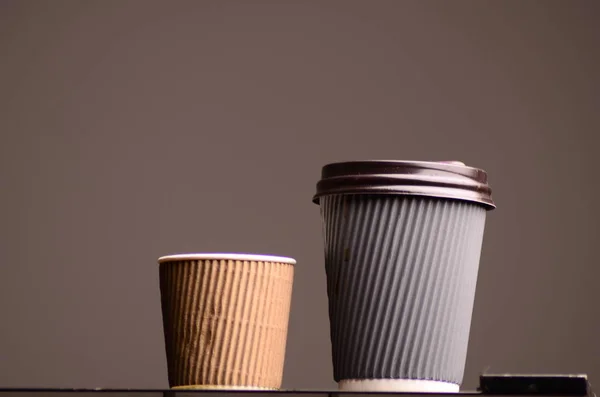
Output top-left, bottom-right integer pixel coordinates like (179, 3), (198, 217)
(313, 160), (495, 209)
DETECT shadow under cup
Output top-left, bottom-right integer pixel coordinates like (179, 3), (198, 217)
(158, 253), (295, 390)
(313, 160), (496, 392)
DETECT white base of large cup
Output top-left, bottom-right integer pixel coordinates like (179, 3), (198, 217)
(339, 379), (459, 393)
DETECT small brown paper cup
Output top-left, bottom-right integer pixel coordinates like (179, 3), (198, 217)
(158, 253), (295, 390)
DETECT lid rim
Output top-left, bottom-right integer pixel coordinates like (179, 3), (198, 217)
(314, 160), (495, 209)
(312, 190), (496, 209)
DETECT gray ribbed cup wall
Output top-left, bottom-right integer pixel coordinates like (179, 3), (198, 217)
(320, 194), (487, 385)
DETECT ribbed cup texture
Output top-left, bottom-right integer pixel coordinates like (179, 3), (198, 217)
(320, 194), (487, 385)
(159, 259), (294, 389)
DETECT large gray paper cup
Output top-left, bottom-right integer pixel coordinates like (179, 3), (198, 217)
(313, 160), (495, 392)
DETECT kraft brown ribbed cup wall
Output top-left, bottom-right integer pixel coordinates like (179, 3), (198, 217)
(158, 254), (295, 390)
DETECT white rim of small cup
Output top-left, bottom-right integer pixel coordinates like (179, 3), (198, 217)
(158, 253), (296, 265)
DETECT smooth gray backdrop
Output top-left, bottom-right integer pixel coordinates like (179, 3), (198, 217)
(1, 0), (598, 390)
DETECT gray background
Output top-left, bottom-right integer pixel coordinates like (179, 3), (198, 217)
(1, 0), (598, 390)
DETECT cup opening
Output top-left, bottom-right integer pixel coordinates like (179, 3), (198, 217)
(158, 253), (296, 265)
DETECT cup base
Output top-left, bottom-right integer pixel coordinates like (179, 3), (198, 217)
(339, 379), (459, 393)
(171, 385), (278, 390)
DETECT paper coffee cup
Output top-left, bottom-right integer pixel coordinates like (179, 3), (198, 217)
(158, 253), (295, 390)
(313, 160), (495, 392)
